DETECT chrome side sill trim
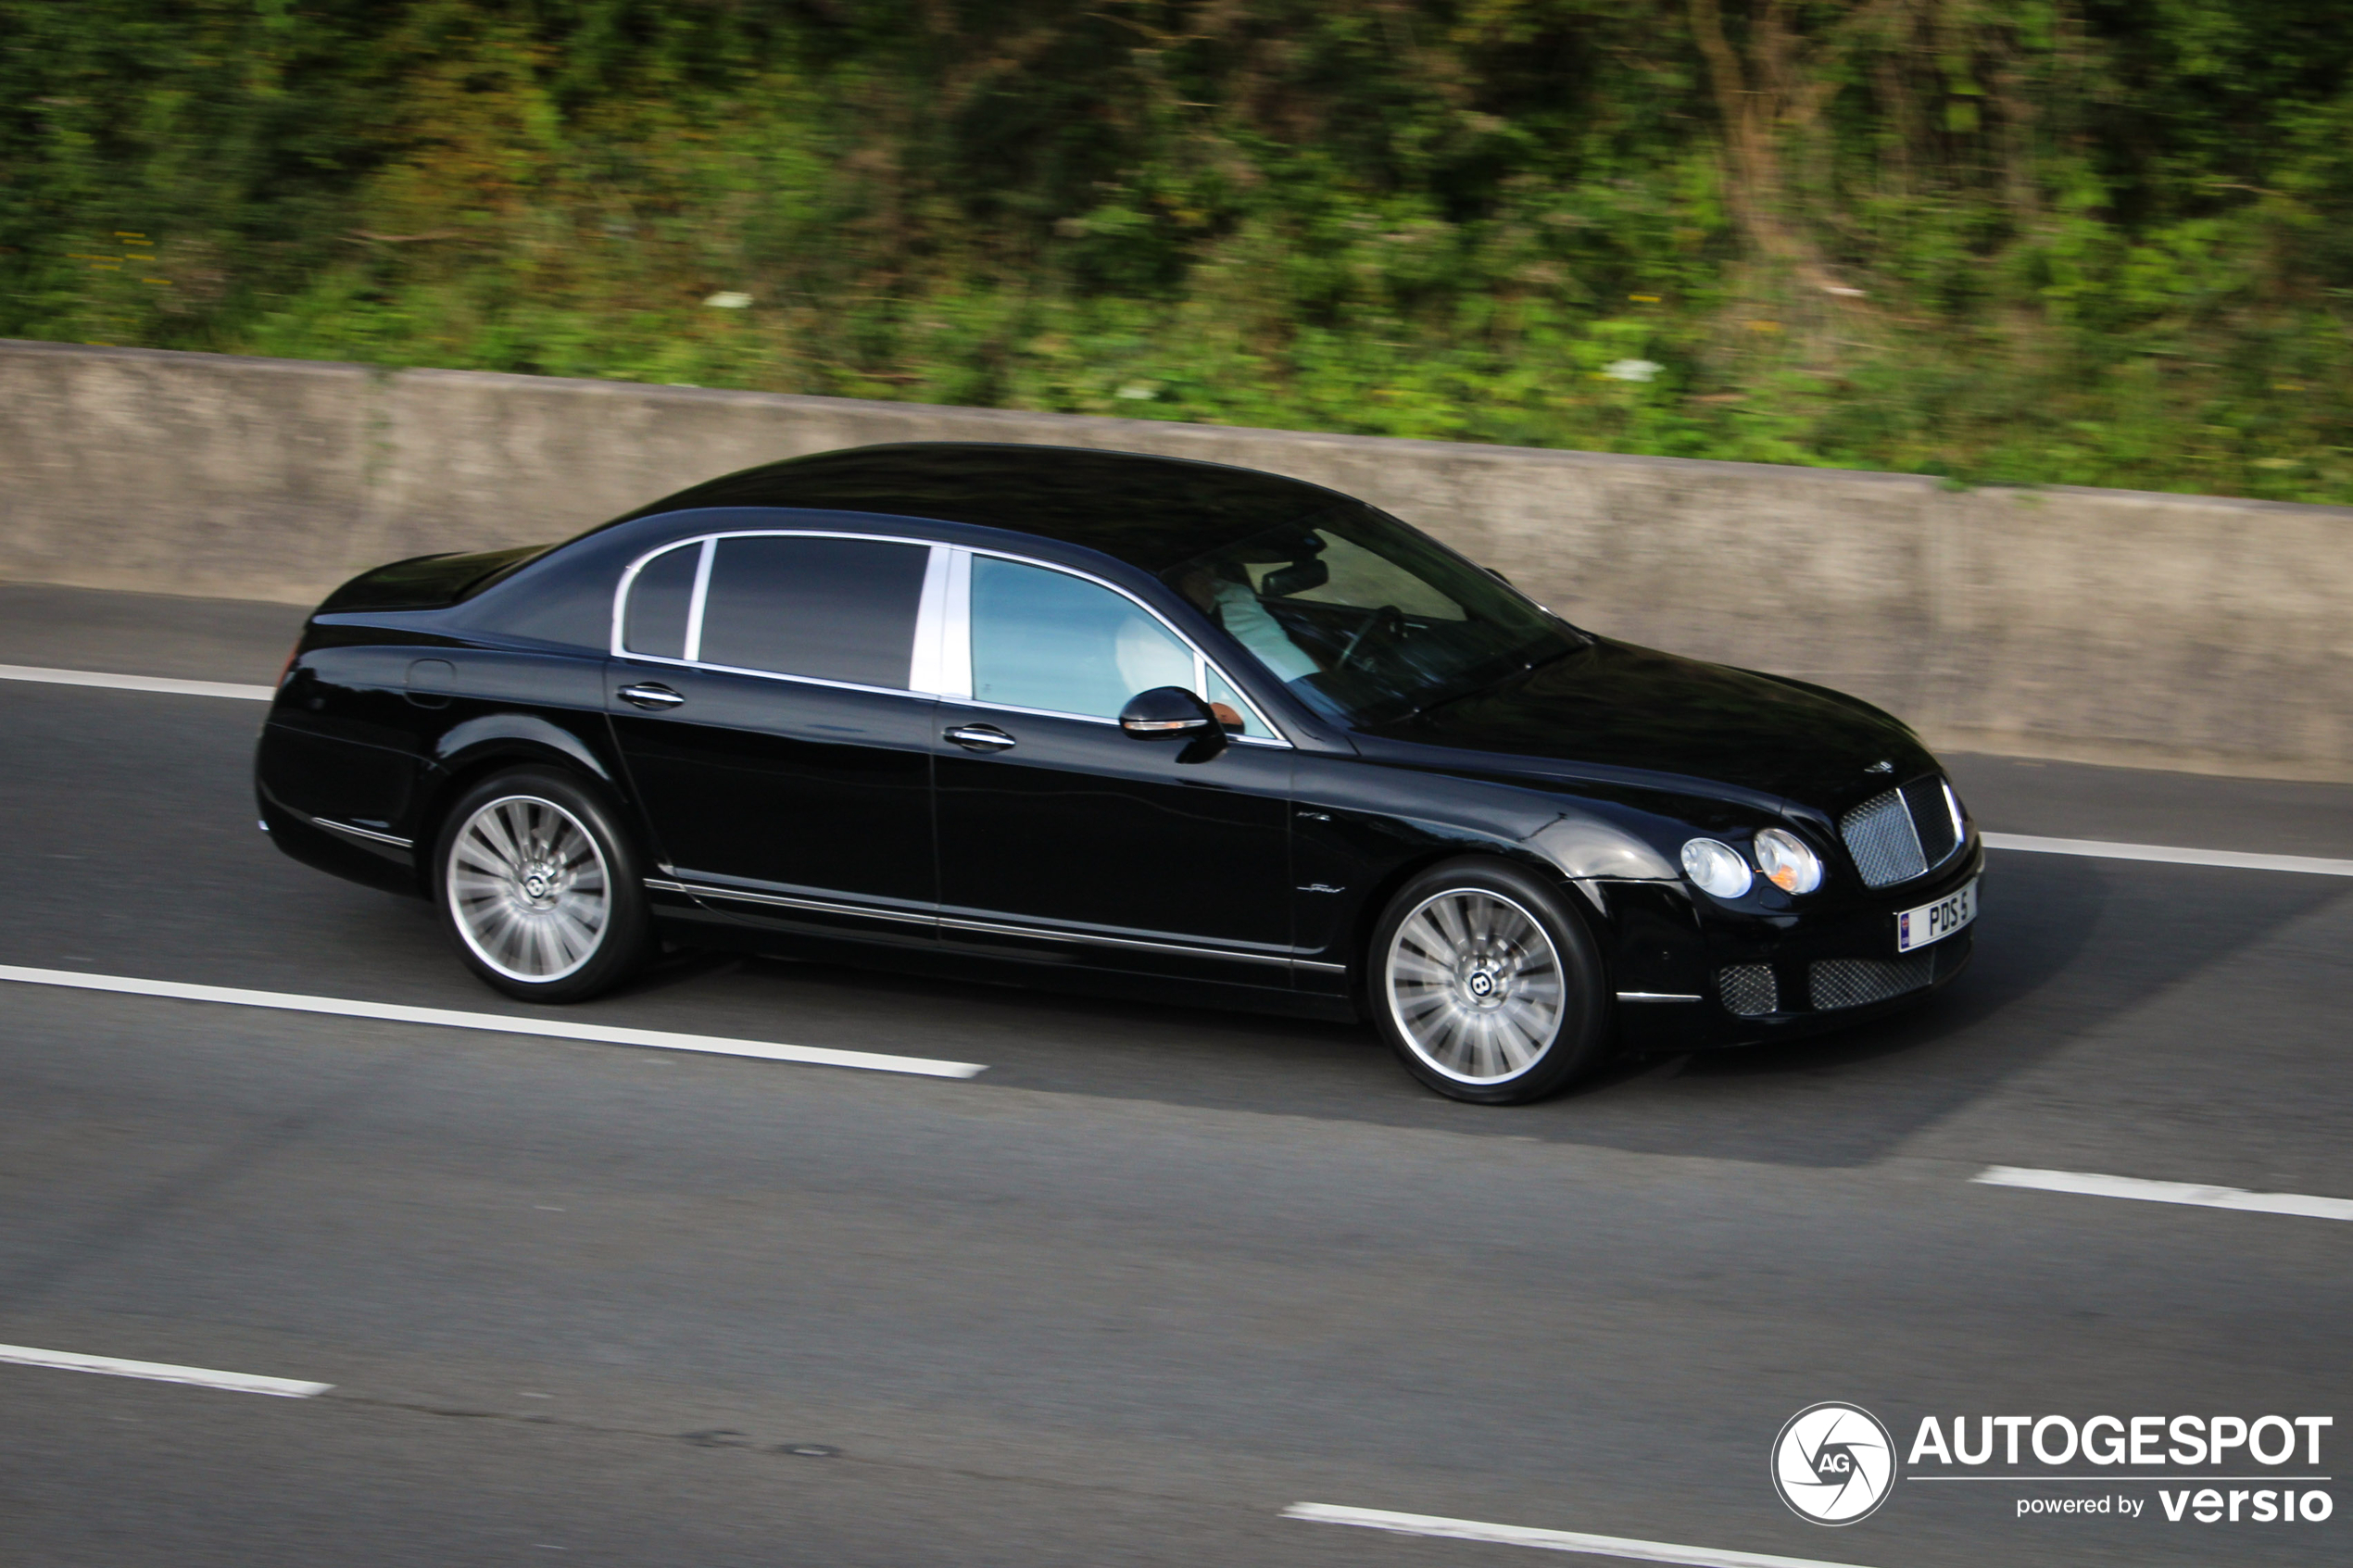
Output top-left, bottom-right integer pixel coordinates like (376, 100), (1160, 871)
(1616, 991), (1704, 1002)
(312, 817), (413, 850)
(651, 876), (1312, 972)
(938, 915), (1293, 968)
(1295, 960), (1350, 974)
(648, 878), (936, 928)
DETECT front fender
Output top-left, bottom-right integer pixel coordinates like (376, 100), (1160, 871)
(1523, 810), (1680, 883)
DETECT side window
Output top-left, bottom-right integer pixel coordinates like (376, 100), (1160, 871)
(698, 535), (930, 689)
(970, 558), (1196, 720)
(1202, 665), (1275, 740)
(622, 542), (702, 660)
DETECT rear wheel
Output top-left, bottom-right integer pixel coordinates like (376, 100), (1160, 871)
(1369, 858), (1609, 1104)
(433, 768), (652, 1002)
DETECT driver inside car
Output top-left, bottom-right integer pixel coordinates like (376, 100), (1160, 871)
(1168, 563), (1324, 684)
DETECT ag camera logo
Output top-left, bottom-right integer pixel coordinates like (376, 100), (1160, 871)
(1773, 1403), (1897, 1524)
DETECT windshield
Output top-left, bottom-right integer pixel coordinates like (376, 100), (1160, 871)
(1161, 505), (1579, 727)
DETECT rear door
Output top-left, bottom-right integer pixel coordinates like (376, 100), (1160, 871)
(606, 532), (942, 941)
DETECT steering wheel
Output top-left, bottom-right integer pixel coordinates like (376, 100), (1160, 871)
(1336, 604), (1406, 671)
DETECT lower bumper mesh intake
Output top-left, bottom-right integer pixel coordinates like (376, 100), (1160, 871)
(1717, 963), (1779, 1017)
(1808, 952), (1937, 1011)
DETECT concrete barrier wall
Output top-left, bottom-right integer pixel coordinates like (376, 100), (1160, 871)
(3, 338), (2346, 780)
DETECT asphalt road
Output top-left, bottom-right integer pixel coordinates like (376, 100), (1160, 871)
(2, 584), (2348, 1568)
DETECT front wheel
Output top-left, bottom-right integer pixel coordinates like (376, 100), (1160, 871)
(432, 768), (652, 1003)
(1368, 859), (1610, 1104)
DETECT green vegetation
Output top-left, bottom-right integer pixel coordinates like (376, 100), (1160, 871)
(6, 1), (2353, 500)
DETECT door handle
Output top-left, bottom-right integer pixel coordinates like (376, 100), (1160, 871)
(619, 683), (686, 710)
(944, 723), (1016, 752)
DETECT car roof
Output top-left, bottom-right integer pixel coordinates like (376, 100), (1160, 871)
(604, 442), (1362, 574)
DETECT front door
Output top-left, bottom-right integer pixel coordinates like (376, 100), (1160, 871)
(608, 532), (938, 941)
(932, 554), (1293, 982)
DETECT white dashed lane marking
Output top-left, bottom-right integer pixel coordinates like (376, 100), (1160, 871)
(0, 1344), (332, 1398)
(0, 965), (988, 1080)
(1973, 1166), (2353, 1222)
(1282, 1504), (1879, 1567)
(1982, 832), (2353, 876)
(0, 662), (274, 700)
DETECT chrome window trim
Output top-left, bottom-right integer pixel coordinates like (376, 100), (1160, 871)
(681, 536), (716, 662)
(937, 546), (974, 698)
(609, 536), (703, 659)
(909, 545), (953, 694)
(610, 650), (937, 704)
(939, 693), (1290, 747)
(610, 529), (944, 682)
(610, 530), (1291, 745)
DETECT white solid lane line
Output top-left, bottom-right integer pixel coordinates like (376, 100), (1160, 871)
(1974, 1166), (2353, 1222)
(1282, 1505), (1876, 1568)
(0, 965), (988, 1080)
(1981, 832), (2353, 877)
(0, 662), (274, 701)
(0, 1344), (332, 1398)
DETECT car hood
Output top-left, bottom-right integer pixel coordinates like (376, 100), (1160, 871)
(1370, 636), (1934, 809)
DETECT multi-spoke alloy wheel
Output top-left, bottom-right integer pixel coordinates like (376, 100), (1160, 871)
(434, 770), (650, 1002)
(1385, 889), (1564, 1084)
(447, 795), (610, 982)
(1370, 859), (1608, 1104)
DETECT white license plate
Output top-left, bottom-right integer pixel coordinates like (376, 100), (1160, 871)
(1896, 878), (1977, 953)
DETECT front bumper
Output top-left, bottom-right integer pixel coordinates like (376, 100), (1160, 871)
(1615, 840), (1983, 1053)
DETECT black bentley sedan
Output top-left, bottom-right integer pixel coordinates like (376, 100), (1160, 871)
(257, 442), (1980, 1103)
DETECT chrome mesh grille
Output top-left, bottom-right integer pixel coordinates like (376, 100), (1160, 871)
(1718, 963), (1779, 1017)
(1809, 953), (1937, 1011)
(1904, 775), (1962, 867)
(1841, 787), (1927, 887)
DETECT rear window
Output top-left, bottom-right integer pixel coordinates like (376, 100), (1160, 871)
(621, 542), (701, 660)
(698, 534), (930, 689)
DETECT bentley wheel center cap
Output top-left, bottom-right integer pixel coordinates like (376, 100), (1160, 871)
(1465, 968), (1500, 1000)
(522, 871), (553, 900)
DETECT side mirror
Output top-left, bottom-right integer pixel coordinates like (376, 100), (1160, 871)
(1119, 686), (1228, 759)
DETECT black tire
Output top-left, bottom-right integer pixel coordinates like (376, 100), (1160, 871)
(431, 767), (653, 1003)
(1366, 857), (1610, 1104)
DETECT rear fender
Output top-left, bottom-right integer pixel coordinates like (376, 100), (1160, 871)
(431, 712), (619, 787)
(413, 714), (634, 885)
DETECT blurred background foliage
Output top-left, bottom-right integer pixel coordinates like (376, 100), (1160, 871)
(5, 0), (2352, 499)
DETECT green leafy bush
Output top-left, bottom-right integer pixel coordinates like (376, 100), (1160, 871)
(6, 0), (2350, 501)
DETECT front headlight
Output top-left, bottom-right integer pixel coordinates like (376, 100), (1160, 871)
(1753, 827), (1824, 894)
(1680, 837), (1753, 899)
